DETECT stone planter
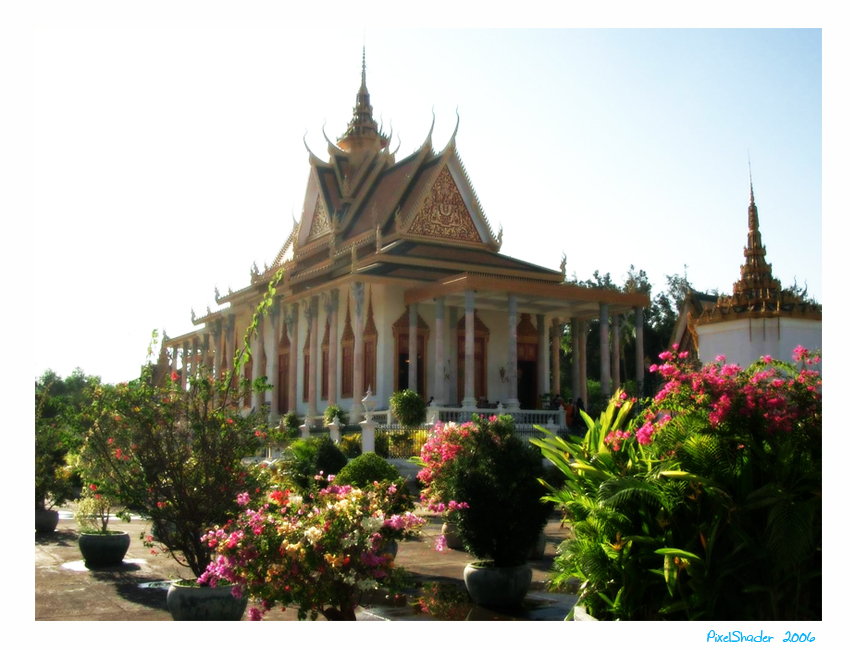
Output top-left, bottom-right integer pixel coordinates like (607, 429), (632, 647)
(78, 531), (131, 568)
(463, 561), (532, 609)
(166, 581), (248, 621)
(440, 520), (465, 551)
(35, 509), (59, 534)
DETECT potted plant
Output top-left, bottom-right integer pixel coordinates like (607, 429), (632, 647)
(74, 483), (131, 568)
(199, 475), (424, 620)
(35, 386), (76, 533)
(416, 415), (551, 608)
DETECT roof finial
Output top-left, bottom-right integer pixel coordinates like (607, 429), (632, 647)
(748, 150), (754, 206)
(361, 44), (366, 89)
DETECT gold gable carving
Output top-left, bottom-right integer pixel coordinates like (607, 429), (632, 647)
(408, 166), (481, 243)
(308, 200), (331, 240)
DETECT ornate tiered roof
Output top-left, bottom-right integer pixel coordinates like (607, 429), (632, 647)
(695, 173), (820, 325)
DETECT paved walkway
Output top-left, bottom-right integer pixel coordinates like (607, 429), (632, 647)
(35, 508), (578, 621)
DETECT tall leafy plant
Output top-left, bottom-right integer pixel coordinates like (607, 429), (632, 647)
(533, 347), (822, 621)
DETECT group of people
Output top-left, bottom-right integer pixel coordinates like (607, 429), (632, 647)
(550, 394), (585, 429)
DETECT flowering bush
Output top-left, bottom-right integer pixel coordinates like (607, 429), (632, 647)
(198, 476), (424, 620)
(79, 363), (270, 576)
(416, 415), (550, 566)
(533, 346), (822, 620)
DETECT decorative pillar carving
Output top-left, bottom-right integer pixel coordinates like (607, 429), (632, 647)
(435, 297), (446, 406)
(505, 294), (520, 410)
(599, 303), (610, 401)
(462, 290), (476, 409)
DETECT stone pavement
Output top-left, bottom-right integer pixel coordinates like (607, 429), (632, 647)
(35, 507), (578, 622)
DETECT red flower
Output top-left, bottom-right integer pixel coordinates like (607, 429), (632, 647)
(90, 484), (97, 491)
(171, 371), (179, 382)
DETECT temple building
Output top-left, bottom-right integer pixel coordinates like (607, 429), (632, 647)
(157, 54), (651, 425)
(670, 175), (822, 367)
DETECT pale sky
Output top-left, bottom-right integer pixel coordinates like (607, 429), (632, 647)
(22, 13), (826, 388)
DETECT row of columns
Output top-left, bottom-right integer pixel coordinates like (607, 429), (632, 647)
(168, 287), (646, 420)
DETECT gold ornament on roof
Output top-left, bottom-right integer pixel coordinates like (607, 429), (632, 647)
(407, 166), (480, 243)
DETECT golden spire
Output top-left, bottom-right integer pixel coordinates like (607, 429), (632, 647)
(725, 162), (781, 309)
(337, 46), (388, 152)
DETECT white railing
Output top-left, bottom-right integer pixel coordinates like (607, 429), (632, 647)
(427, 404), (566, 428)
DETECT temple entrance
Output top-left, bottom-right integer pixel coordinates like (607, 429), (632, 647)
(517, 360), (537, 410)
(393, 307), (429, 398)
(517, 313), (538, 410)
(397, 334), (425, 395)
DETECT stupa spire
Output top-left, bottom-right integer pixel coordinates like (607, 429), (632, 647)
(337, 46), (388, 152)
(727, 162), (781, 308)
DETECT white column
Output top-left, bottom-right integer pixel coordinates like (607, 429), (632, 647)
(505, 293), (520, 410)
(265, 304), (280, 421)
(327, 290), (339, 406)
(350, 282), (365, 422)
(182, 341), (190, 390)
(171, 344), (179, 375)
(551, 317), (561, 398)
(286, 304), (298, 416)
(536, 314), (547, 405)
(251, 316), (263, 411)
(448, 306), (458, 404)
(579, 319), (588, 407)
(435, 297), (446, 405)
(213, 322), (222, 380)
(612, 314), (621, 392)
(570, 317), (580, 406)
(599, 303), (610, 401)
(462, 290), (476, 409)
(408, 303), (418, 393)
(635, 306), (645, 398)
(307, 297), (319, 422)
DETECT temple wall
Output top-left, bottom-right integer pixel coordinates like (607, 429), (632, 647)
(697, 317), (822, 370)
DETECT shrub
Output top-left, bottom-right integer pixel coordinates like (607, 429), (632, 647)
(533, 347), (822, 621)
(390, 389), (426, 427)
(339, 433), (362, 458)
(323, 404), (348, 426)
(334, 452), (400, 486)
(284, 435), (348, 492)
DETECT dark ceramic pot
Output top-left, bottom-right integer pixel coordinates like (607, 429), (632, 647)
(78, 532), (131, 568)
(35, 509), (59, 534)
(166, 581), (248, 621)
(463, 561), (532, 608)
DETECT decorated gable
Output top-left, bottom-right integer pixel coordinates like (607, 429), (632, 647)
(407, 166), (482, 244)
